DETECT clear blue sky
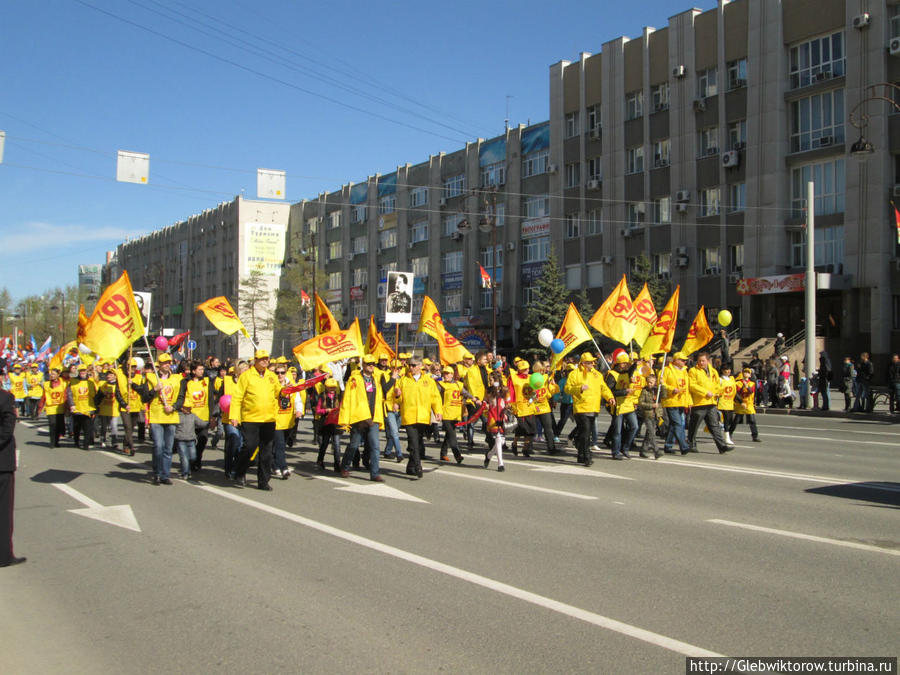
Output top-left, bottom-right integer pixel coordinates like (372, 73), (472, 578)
(0, 0), (716, 302)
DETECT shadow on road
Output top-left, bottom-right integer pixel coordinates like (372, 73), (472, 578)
(806, 482), (900, 509)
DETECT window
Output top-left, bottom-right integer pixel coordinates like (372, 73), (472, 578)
(442, 213), (465, 237)
(586, 262), (603, 287)
(442, 250), (463, 274)
(491, 202), (505, 227)
(444, 291), (461, 313)
(524, 195), (549, 219)
(351, 235), (367, 254)
(409, 220), (428, 244)
(790, 225), (844, 268)
(697, 68), (718, 98)
(351, 205), (366, 224)
(411, 256), (429, 277)
(627, 203), (645, 229)
(727, 58), (747, 90)
(728, 183), (746, 212)
(790, 89), (845, 153)
(306, 216), (319, 234)
(409, 187), (427, 208)
(328, 240), (342, 260)
(728, 120), (747, 150)
(565, 112), (579, 138)
(651, 82), (669, 112)
(651, 197), (671, 224)
(378, 228), (397, 249)
(700, 248), (722, 274)
(352, 266), (368, 287)
(893, 6), (900, 40)
(729, 244), (744, 273)
(481, 161), (506, 187)
(652, 252), (672, 277)
(587, 105), (601, 134)
(626, 146), (644, 174)
(377, 262), (397, 281)
(587, 156), (602, 179)
(698, 126), (719, 157)
(700, 187), (721, 217)
(328, 211), (341, 229)
(522, 284), (539, 306)
(789, 32), (845, 90)
(566, 265), (582, 290)
(791, 158), (845, 218)
(522, 236), (550, 263)
(625, 90), (644, 120)
(481, 287), (502, 310)
(443, 174), (466, 199)
(522, 150), (549, 178)
(653, 139), (670, 167)
(379, 195), (396, 215)
(565, 213), (580, 238)
(565, 162), (581, 188)
(585, 209), (602, 235)
(480, 245), (504, 270)
(351, 300), (367, 319)
(327, 271), (342, 290)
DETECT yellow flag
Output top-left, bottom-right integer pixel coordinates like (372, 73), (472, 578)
(365, 315), (396, 360)
(551, 303), (594, 369)
(49, 340), (77, 372)
(197, 296), (250, 339)
(292, 317), (364, 371)
(417, 296), (472, 364)
(632, 284), (658, 347)
(81, 271), (146, 359)
(77, 305), (89, 344)
(314, 293), (338, 335)
(417, 295), (442, 341)
(589, 275), (638, 346)
(681, 306), (714, 356)
(640, 286), (680, 357)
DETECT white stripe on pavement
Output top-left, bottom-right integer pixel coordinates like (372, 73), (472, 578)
(707, 519), (900, 557)
(747, 423), (899, 438)
(191, 481), (721, 657)
(736, 434), (897, 447)
(434, 469), (598, 500)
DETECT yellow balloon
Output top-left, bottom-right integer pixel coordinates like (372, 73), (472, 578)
(717, 309), (733, 327)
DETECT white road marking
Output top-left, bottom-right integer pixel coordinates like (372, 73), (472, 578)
(747, 423), (899, 438)
(300, 472), (428, 503)
(707, 519), (900, 557)
(52, 483), (142, 532)
(191, 481), (721, 657)
(514, 461), (634, 480)
(434, 470), (598, 500)
(735, 434), (897, 448)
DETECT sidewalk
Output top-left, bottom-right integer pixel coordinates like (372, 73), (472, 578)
(756, 392), (899, 423)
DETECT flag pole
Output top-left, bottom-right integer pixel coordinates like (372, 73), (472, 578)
(141, 334), (170, 407)
(655, 353), (668, 404)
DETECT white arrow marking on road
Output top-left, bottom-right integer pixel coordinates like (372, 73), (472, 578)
(52, 483), (142, 532)
(301, 472), (428, 503)
(515, 461), (633, 480)
(435, 470), (598, 500)
(708, 519), (900, 557)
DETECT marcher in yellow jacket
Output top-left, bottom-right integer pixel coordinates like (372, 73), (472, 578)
(731, 369), (761, 443)
(564, 353), (614, 465)
(67, 365), (96, 449)
(25, 365), (44, 419)
(42, 368), (68, 447)
(660, 351), (691, 454)
(716, 364), (737, 445)
(686, 352), (733, 453)
(436, 366), (475, 463)
(144, 353), (181, 484)
(337, 354), (387, 481)
(395, 357), (442, 478)
(609, 352), (643, 459)
(531, 361), (560, 455)
(231, 350), (283, 490)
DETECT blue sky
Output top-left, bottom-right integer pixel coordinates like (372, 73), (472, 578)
(0, 0), (716, 301)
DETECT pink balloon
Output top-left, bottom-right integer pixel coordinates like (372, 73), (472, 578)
(218, 395), (231, 414)
(154, 336), (169, 350)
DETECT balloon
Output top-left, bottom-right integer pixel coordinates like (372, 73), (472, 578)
(717, 310), (733, 327)
(538, 328), (554, 348)
(154, 336), (169, 350)
(529, 373), (545, 390)
(218, 394), (231, 415)
(550, 338), (565, 354)
(133, 356), (145, 370)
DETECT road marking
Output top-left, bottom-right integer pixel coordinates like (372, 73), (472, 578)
(514, 461), (633, 480)
(191, 481), (721, 657)
(300, 472), (428, 503)
(52, 483), (141, 532)
(434, 470), (598, 500)
(736, 433), (898, 448)
(644, 458), (898, 490)
(707, 519), (900, 557)
(749, 423), (899, 438)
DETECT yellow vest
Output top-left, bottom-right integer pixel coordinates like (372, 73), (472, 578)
(734, 377), (757, 415)
(26, 372), (45, 398)
(8, 373), (26, 399)
(717, 376), (737, 411)
(182, 378), (210, 422)
(338, 370), (385, 428)
(509, 372), (536, 416)
(532, 378), (558, 416)
(68, 378), (97, 415)
(43, 379), (68, 415)
(96, 380), (120, 416)
(145, 372), (180, 424)
(661, 365), (691, 408)
(439, 380), (466, 422)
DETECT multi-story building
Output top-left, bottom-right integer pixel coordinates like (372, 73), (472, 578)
(112, 196), (290, 359)
(550, 0), (900, 358)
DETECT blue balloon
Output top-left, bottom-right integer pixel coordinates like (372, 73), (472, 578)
(550, 338), (565, 354)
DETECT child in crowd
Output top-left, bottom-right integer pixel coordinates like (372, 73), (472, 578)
(484, 385), (508, 472)
(315, 378), (343, 473)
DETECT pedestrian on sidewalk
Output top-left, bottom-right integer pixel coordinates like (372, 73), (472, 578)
(839, 356), (856, 411)
(854, 352), (874, 413)
(0, 388), (25, 567)
(817, 351), (832, 411)
(888, 353), (900, 414)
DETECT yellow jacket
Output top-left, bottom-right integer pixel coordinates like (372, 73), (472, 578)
(338, 370), (385, 428)
(68, 378), (97, 415)
(734, 376), (757, 416)
(565, 366), (613, 413)
(232, 368), (281, 423)
(509, 372), (536, 417)
(96, 381), (120, 417)
(275, 391), (301, 431)
(612, 369), (644, 415)
(396, 374), (442, 426)
(26, 372), (45, 398)
(438, 380), (467, 422)
(43, 379), (68, 415)
(222, 376), (241, 424)
(717, 376), (737, 411)
(689, 364), (720, 406)
(464, 364), (487, 400)
(532, 378), (559, 416)
(8, 373), (26, 399)
(177, 378), (210, 422)
(661, 365), (691, 408)
(144, 372), (181, 424)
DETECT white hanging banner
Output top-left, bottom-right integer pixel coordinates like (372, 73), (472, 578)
(0, 131), (5, 163)
(257, 168), (286, 200)
(116, 150), (149, 184)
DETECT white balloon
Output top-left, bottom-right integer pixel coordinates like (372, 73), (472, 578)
(133, 356), (145, 370)
(538, 328), (554, 347)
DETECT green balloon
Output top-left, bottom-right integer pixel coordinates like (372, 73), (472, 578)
(529, 373), (545, 389)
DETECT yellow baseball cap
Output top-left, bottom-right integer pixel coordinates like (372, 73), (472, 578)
(579, 353), (596, 363)
(362, 354), (377, 364)
(157, 353), (173, 364)
(254, 349), (270, 360)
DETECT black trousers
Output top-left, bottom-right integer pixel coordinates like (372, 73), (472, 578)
(0, 472), (15, 564)
(47, 414), (65, 448)
(73, 414), (94, 449)
(235, 421), (275, 487)
(194, 426), (208, 469)
(574, 413), (595, 465)
(404, 423), (429, 474)
(440, 419), (462, 460)
(535, 412), (557, 453)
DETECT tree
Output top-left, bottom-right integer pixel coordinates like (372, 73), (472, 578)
(575, 287), (594, 321)
(239, 269), (276, 343)
(627, 252), (671, 311)
(520, 247), (569, 352)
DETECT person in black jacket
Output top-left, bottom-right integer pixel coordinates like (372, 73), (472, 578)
(817, 351), (833, 411)
(887, 353), (900, 414)
(0, 389), (25, 567)
(853, 352), (874, 413)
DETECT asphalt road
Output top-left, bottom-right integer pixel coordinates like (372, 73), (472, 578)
(1, 413), (897, 674)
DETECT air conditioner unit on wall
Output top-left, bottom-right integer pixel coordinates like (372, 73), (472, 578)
(450, 231), (462, 241)
(890, 37), (900, 56)
(818, 136), (834, 147)
(439, 197), (447, 206)
(673, 65), (686, 78)
(676, 255), (689, 268)
(722, 150), (739, 168)
(693, 98), (706, 113)
(728, 272), (741, 283)
(852, 13), (870, 29)
(675, 202), (689, 213)
(675, 246), (688, 255)
(675, 190), (690, 202)
(547, 163), (559, 174)
(600, 256), (613, 264)
(892, 184), (900, 198)
(587, 178), (601, 190)
(507, 242), (516, 251)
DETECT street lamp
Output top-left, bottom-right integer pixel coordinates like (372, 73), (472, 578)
(299, 227), (318, 337)
(478, 187), (500, 355)
(848, 82), (900, 156)
(49, 292), (67, 344)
